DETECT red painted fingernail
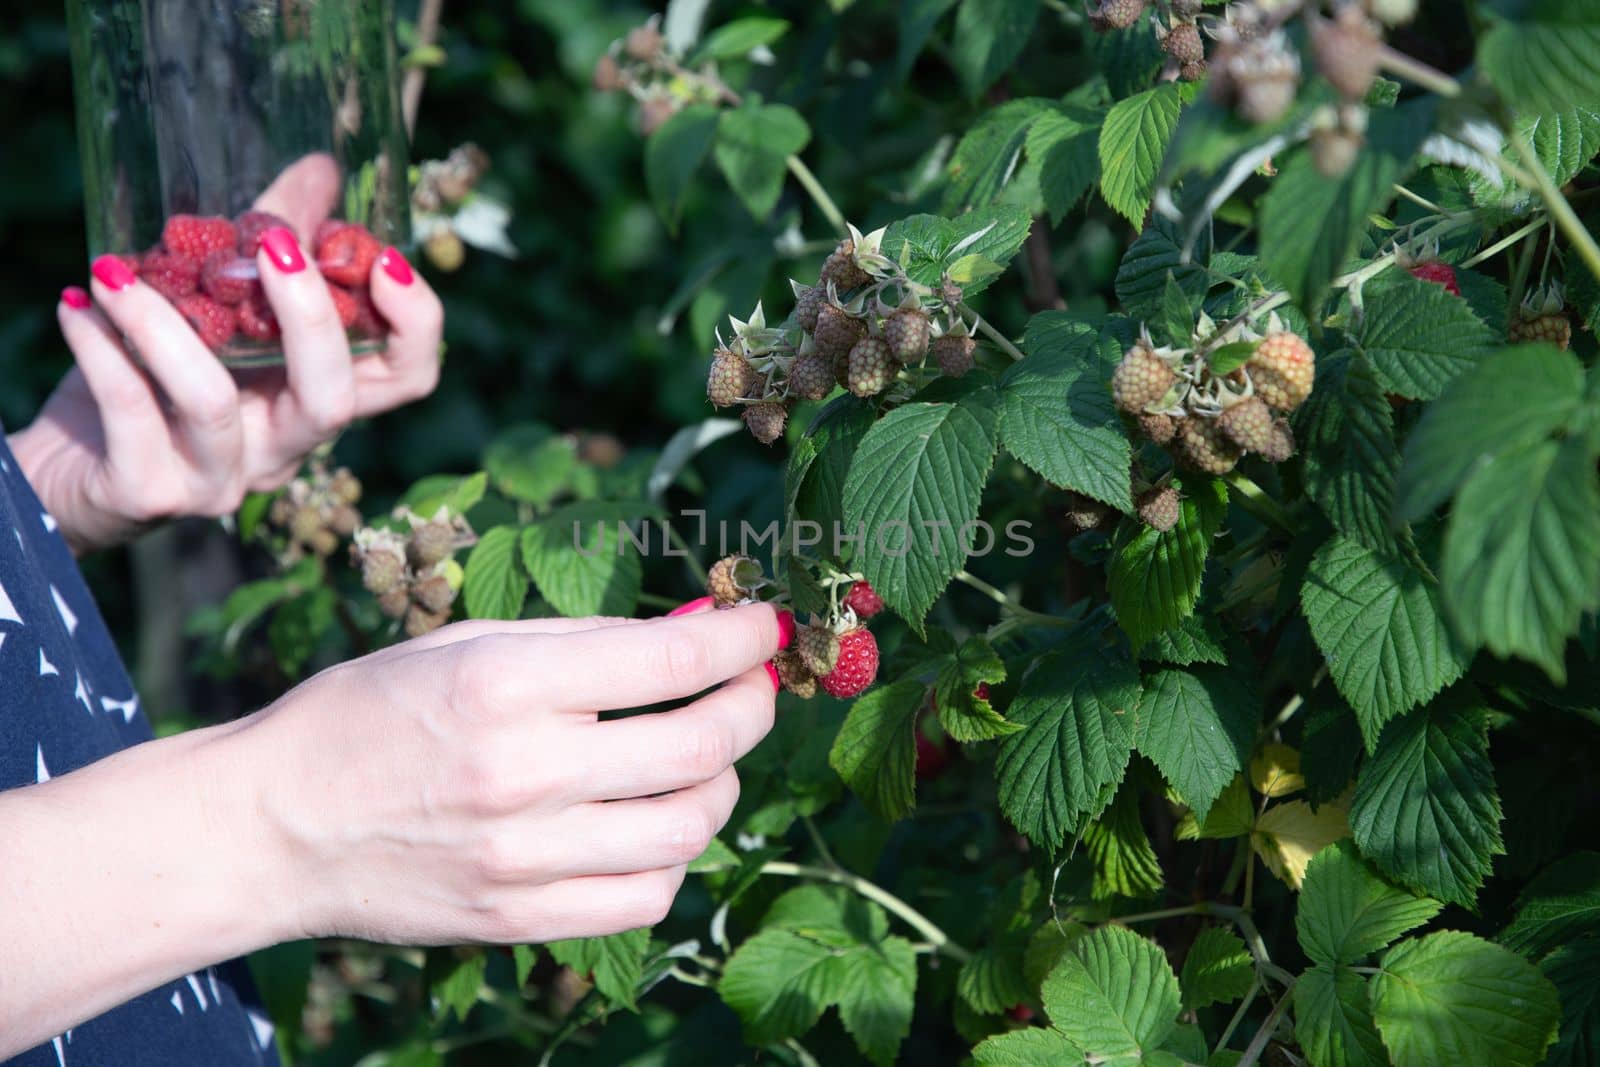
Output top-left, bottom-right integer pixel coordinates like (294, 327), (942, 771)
(61, 286), (92, 310)
(667, 596), (716, 618)
(765, 661), (781, 692)
(379, 246), (414, 286)
(91, 255), (136, 291)
(259, 227), (307, 274)
(776, 610), (795, 650)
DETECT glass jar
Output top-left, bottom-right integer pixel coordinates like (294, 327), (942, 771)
(65, 0), (412, 366)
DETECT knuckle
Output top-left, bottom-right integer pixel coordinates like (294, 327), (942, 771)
(470, 831), (526, 885)
(658, 633), (711, 691)
(306, 392), (355, 435)
(677, 721), (732, 781)
(633, 872), (682, 927)
(666, 806), (717, 864)
(186, 394), (241, 436)
(455, 749), (519, 816)
(447, 637), (517, 718)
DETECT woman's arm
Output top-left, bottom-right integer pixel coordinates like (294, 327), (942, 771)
(0, 605), (786, 1057)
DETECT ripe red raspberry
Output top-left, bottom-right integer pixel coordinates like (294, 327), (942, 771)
(1163, 21), (1205, 64)
(773, 649), (818, 699)
(317, 223), (382, 287)
(1174, 417), (1243, 475)
(175, 294), (238, 352)
(707, 348), (757, 409)
(1510, 313), (1572, 351)
(745, 402), (789, 445)
(847, 337), (895, 397)
(1112, 342), (1177, 414)
(974, 682), (992, 701)
(844, 580), (885, 620)
(1137, 412), (1177, 446)
(1008, 1005), (1037, 1024)
(819, 241), (870, 291)
(314, 219), (346, 251)
(1217, 396), (1277, 453)
(797, 624), (842, 676)
(813, 304), (867, 361)
(884, 308), (932, 363)
(237, 294), (281, 342)
(819, 628), (880, 699)
(1408, 261), (1461, 296)
(708, 555), (761, 605)
(932, 334), (977, 378)
(236, 210), (292, 256)
(788, 351), (835, 401)
(162, 214), (238, 260)
(1137, 486), (1182, 533)
(346, 287), (392, 339)
(1089, 0), (1146, 30)
(200, 251), (257, 305)
(139, 250), (200, 302)
(1311, 6), (1380, 101)
(327, 284), (361, 330)
(1248, 332), (1316, 412)
(916, 727), (951, 781)
(795, 285), (825, 333)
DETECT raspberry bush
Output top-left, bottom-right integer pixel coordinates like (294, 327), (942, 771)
(169, 0), (1600, 1062)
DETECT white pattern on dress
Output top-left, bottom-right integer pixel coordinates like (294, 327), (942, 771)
(36, 745), (50, 783)
(0, 577), (20, 625)
(51, 586), (78, 636)
(39, 648), (59, 677)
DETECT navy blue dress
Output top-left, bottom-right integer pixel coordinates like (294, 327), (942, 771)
(0, 429), (280, 1066)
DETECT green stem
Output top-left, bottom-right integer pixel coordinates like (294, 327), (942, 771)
(637, 591), (680, 611)
(665, 522), (709, 588)
(786, 155), (849, 239)
(1460, 216), (1545, 270)
(957, 570), (1065, 627)
(1224, 471), (1295, 535)
(1235, 983), (1297, 1067)
(761, 861), (973, 962)
(802, 814), (844, 872)
(1505, 124), (1600, 285)
(1114, 902), (1238, 924)
(1374, 43), (1461, 98)
(1215, 976), (1262, 1055)
(967, 312), (1028, 362)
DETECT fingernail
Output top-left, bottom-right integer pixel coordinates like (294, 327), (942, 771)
(776, 610), (795, 650)
(379, 246), (415, 286)
(667, 596), (716, 618)
(91, 255), (136, 291)
(765, 661), (782, 692)
(259, 227), (307, 274)
(61, 286), (92, 310)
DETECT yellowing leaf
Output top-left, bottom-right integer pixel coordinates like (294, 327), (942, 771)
(1254, 800), (1350, 889)
(1250, 743), (1306, 798)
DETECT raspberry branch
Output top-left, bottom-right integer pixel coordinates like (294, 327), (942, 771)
(758, 861), (973, 963)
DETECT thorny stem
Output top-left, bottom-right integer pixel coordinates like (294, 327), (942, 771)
(760, 862), (973, 962)
(1235, 983), (1297, 1067)
(1506, 124), (1600, 284)
(1223, 471), (1295, 535)
(786, 156), (850, 239)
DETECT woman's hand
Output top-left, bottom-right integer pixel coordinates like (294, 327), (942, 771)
(8, 156), (444, 554)
(246, 604), (789, 945)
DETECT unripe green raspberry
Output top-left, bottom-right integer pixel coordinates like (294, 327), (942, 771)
(1174, 417), (1243, 475)
(773, 649), (818, 699)
(797, 624), (842, 676)
(1137, 486), (1182, 533)
(847, 337), (895, 397)
(1248, 332), (1316, 412)
(1217, 396), (1277, 454)
(795, 286), (825, 333)
(290, 506), (324, 545)
(708, 348), (756, 409)
(412, 574), (457, 615)
(1137, 412), (1177, 446)
(361, 547), (406, 596)
(1112, 342), (1177, 414)
(408, 521), (456, 569)
(708, 555), (763, 605)
(331, 468), (362, 505)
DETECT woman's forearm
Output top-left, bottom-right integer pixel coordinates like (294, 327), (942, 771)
(0, 717), (295, 1057)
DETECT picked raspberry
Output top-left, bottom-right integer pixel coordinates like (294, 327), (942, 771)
(236, 210), (292, 256)
(317, 223), (382, 287)
(347, 287), (392, 339)
(139, 250), (200, 302)
(162, 215), (238, 260)
(1408, 261), (1461, 297)
(237, 294), (281, 342)
(819, 628), (880, 699)
(175, 294), (238, 352)
(200, 251), (258, 305)
(326, 284), (361, 330)
(844, 580), (885, 620)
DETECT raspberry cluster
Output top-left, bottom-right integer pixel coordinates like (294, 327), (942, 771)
(776, 579), (885, 701)
(351, 511), (472, 637)
(591, 17), (727, 136)
(1113, 313), (1315, 477)
(412, 143), (493, 274)
(705, 224), (979, 443)
(1157, 2), (1207, 82)
(121, 212), (390, 356)
(268, 465), (363, 562)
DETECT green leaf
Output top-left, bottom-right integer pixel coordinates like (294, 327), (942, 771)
(268, 586), (335, 676)
(880, 207), (1033, 296)
(1298, 841), (1443, 967)
(1500, 851), (1600, 959)
(1525, 106), (1600, 187)
(995, 637), (1140, 849)
(1540, 934), (1600, 1067)
(1396, 343), (1586, 521)
(1300, 691), (1365, 806)
(1097, 85), (1183, 226)
(1477, 0), (1600, 114)
(1208, 340), (1258, 377)
(934, 636), (1018, 742)
(1298, 351), (1408, 555)
(1176, 774), (1254, 841)
(1084, 775), (1165, 900)
(1135, 667), (1259, 823)
(1354, 272), (1498, 402)
(1441, 432), (1600, 683)
(463, 525), (530, 621)
(950, 0), (1041, 98)
(714, 103), (811, 221)
(943, 98), (1052, 215)
(1260, 106), (1426, 312)
(1115, 218), (1211, 323)
(1157, 272), (1193, 349)
(842, 390), (1000, 630)
(644, 104), (720, 234)
(431, 950), (486, 1022)
(972, 1028), (1086, 1064)
(718, 927), (841, 1043)
(828, 681), (926, 822)
(793, 397), (877, 549)
(1108, 476), (1228, 649)
(512, 945), (538, 988)
(692, 16), (789, 62)
(1371, 930), (1560, 1067)
(1295, 963), (1388, 1067)
(522, 502), (645, 618)
(1139, 615), (1228, 666)
(1349, 694), (1504, 908)
(1028, 104), (1104, 224)
(958, 937), (1032, 1015)
(1301, 536), (1472, 749)
(1180, 927), (1255, 1010)
(547, 927), (652, 1012)
(834, 937), (919, 1067)
(399, 471), (488, 520)
(484, 424), (577, 507)
(1040, 925), (1181, 1060)
(898, 0), (960, 76)
(999, 313), (1132, 510)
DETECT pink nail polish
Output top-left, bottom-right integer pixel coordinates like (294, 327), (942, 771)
(91, 255), (136, 291)
(259, 227), (307, 274)
(765, 661), (782, 693)
(61, 286), (92, 310)
(776, 610), (795, 650)
(379, 246), (415, 286)
(667, 596), (716, 618)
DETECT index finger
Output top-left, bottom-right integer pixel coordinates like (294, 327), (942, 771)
(535, 602), (786, 713)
